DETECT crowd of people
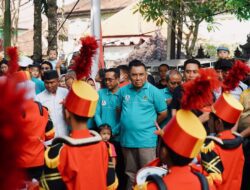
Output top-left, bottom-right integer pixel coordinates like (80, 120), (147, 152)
(1, 40), (250, 190)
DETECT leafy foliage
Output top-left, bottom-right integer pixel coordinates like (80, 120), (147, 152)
(135, 0), (250, 57)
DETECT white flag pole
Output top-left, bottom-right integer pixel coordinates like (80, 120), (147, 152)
(91, 0), (101, 79)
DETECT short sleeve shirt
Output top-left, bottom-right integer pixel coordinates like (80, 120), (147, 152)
(118, 82), (167, 148)
(94, 88), (120, 136)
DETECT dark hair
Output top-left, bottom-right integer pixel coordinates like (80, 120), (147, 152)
(214, 59), (233, 70)
(98, 68), (106, 78)
(29, 63), (41, 69)
(71, 113), (89, 123)
(147, 74), (155, 85)
(0, 58), (8, 65)
(128, 59), (146, 71)
(117, 65), (129, 75)
(160, 142), (192, 166)
(105, 68), (120, 79)
(210, 112), (235, 129)
(48, 49), (58, 55)
(98, 123), (112, 136)
(41, 61), (53, 70)
(184, 59), (201, 70)
(98, 68), (106, 88)
(158, 64), (169, 71)
(167, 144), (193, 166)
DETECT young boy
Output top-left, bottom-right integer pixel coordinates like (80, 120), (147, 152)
(40, 36), (109, 190)
(134, 109), (208, 190)
(201, 92), (244, 190)
(48, 49), (58, 69)
(217, 46), (230, 59)
(29, 64), (41, 79)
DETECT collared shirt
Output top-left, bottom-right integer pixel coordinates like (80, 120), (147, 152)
(214, 81), (248, 100)
(160, 88), (172, 128)
(119, 81), (130, 88)
(95, 88), (120, 138)
(35, 87), (69, 138)
(31, 77), (45, 94)
(118, 82), (167, 148)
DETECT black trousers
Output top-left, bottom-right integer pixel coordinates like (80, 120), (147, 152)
(111, 140), (127, 190)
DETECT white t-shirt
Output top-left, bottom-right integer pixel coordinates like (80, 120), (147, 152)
(35, 87), (69, 139)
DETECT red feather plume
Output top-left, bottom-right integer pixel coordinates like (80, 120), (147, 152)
(0, 79), (26, 190)
(71, 36), (98, 80)
(181, 68), (221, 110)
(6, 47), (19, 75)
(223, 60), (250, 92)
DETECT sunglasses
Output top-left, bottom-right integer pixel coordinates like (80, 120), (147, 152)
(41, 67), (50, 71)
(170, 81), (181, 85)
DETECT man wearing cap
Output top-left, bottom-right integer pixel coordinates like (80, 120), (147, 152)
(200, 93), (244, 190)
(133, 109), (208, 190)
(36, 70), (69, 138)
(118, 59), (167, 189)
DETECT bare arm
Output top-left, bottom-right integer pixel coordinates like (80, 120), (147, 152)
(157, 110), (167, 124)
(241, 127), (250, 138)
(198, 112), (210, 123)
(172, 109), (177, 116)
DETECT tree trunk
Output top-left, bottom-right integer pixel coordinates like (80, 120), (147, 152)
(3, 0), (11, 55)
(170, 11), (176, 59)
(14, 1), (21, 46)
(184, 27), (192, 58)
(47, 0), (57, 53)
(176, 6), (183, 59)
(33, 0), (42, 61)
(188, 21), (200, 57)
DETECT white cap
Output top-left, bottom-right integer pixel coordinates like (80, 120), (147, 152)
(17, 80), (36, 100)
(19, 56), (33, 67)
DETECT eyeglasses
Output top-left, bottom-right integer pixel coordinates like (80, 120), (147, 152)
(169, 81), (181, 85)
(41, 67), (50, 71)
(104, 78), (116, 82)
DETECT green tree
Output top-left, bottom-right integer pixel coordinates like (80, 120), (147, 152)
(136, 0), (250, 58)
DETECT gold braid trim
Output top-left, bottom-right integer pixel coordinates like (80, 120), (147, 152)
(133, 182), (149, 190)
(206, 172), (223, 186)
(201, 141), (215, 154)
(107, 175), (119, 190)
(44, 146), (61, 169)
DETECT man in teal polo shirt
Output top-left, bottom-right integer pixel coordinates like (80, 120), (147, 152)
(95, 68), (120, 136)
(160, 70), (182, 128)
(95, 68), (127, 189)
(118, 60), (167, 189)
